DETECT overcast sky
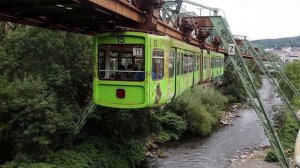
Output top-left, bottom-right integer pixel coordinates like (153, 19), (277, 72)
(186, 0), (300, 40)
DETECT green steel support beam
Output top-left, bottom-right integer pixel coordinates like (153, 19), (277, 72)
(257, 46), (300, 99)
(241, 40), (299, 122)
(269, 52), (285, 68)
(161, 0), (183, 25)
(64, 97), (97, 146)
(208, 16), (289, 168)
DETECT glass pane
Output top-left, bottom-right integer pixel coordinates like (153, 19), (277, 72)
(194, 56), (198, 71)
(169, 50), (175, 77)
(189, 55), (193, 72)
(98, 44), (145, 81)
(183, 55), (188, 74)
(176, 53), (180, 75)
(152, 50), (164, 80)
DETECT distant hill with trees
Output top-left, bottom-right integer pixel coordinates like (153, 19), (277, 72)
(251, 36), (300, 49)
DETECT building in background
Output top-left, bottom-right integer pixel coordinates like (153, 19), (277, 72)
(267, 47), (300, 63)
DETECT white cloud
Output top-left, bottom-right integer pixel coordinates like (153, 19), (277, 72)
(187, 0), (300, 40)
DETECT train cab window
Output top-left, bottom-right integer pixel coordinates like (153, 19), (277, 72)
(188, 55), (193, 72)
(169, 50), (175, 78)
(183, 54), (189, 74)
(152, 50), (164, 80)
(98, 44), (145, 81)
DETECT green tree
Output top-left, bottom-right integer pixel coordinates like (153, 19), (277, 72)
(0, 26), (93, 158)
(222, 63), (247, 102)
(279, 61), (300, 106)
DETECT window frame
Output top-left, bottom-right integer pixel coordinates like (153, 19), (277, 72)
(182, 54), (189, 74)
(152, 49), (164, 80)
(98, 44), (145, 81)
(169, 50), (175, 78)
(188, 54), (194, 73)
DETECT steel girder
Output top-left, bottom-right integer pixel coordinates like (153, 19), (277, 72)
(208, 16), (290, 168)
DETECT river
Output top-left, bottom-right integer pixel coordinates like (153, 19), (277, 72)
(143, 78), (281, 168)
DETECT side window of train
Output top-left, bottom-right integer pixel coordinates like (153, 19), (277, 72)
(183, 54), (189, 74)
(188, 55), (193, 73)
(169, 50), (175, 78)
(152, 50), (164, 80)
(194, 54), (198, 71)
(176, 52), (180, 75)
(203, 56), (207, 69)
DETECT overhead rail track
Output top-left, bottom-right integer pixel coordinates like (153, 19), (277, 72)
(0, 0), (237, 56)
(1, 1), (299, 166)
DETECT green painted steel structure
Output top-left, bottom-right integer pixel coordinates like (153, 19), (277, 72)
(257, 46), (300, 99)
(241, 40), (300, 123)
(208, 16), (290, 168)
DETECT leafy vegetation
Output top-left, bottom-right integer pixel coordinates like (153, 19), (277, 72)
(0, 26), (93, 162)
(222, 63), (247, 103)
(266, 61), (300, 162)
(167, 86), (228, 135)
(278, 62), (300, 150)
(278, 113), (299, 151)
(3, 136), (145, 168)
(155, 111), (187, 143)
(279, 61), (300, 106)
(0, 23), (231, 167)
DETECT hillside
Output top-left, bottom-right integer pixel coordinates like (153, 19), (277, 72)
(251, 36), (300, 48)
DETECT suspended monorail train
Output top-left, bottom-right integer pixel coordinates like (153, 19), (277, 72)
(93, 32), (225, 108)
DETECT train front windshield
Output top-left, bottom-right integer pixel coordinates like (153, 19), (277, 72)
(99, 44), (145, 81)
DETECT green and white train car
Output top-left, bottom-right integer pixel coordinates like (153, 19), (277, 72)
(93, 31), (224, 108)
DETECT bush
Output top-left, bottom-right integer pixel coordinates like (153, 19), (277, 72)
(266, 109), (300, 162)
(265, 150), (278, 162)
(0, 76), (77, 155)
(278, 112), (299, 150)
(222, 63), (247, 103)
(0, 26), (92, 159)
(167, 86), (228, 135)
(3, 136), (145, 168)
(156, 111), (187, 143)
(279, 61), (300, 107)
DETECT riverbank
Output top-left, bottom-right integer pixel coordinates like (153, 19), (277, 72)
(230, 146), (281, 168)
(142, 78), (280, 168)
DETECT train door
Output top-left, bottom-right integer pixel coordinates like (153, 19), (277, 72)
(202, 50), (208, 81)
(211, 53), (214, 79)
(180, 51), (189, 93)
(188, 52), (194, 87)
(175, 49), (181, 97)
(206, 51), (211, 80)
(194, 52), (201, 84)
(150, 38), (169, 106)
(200, 50), (204, 82)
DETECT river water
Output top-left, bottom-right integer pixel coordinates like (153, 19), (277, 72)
(144, 78), (281, 168)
